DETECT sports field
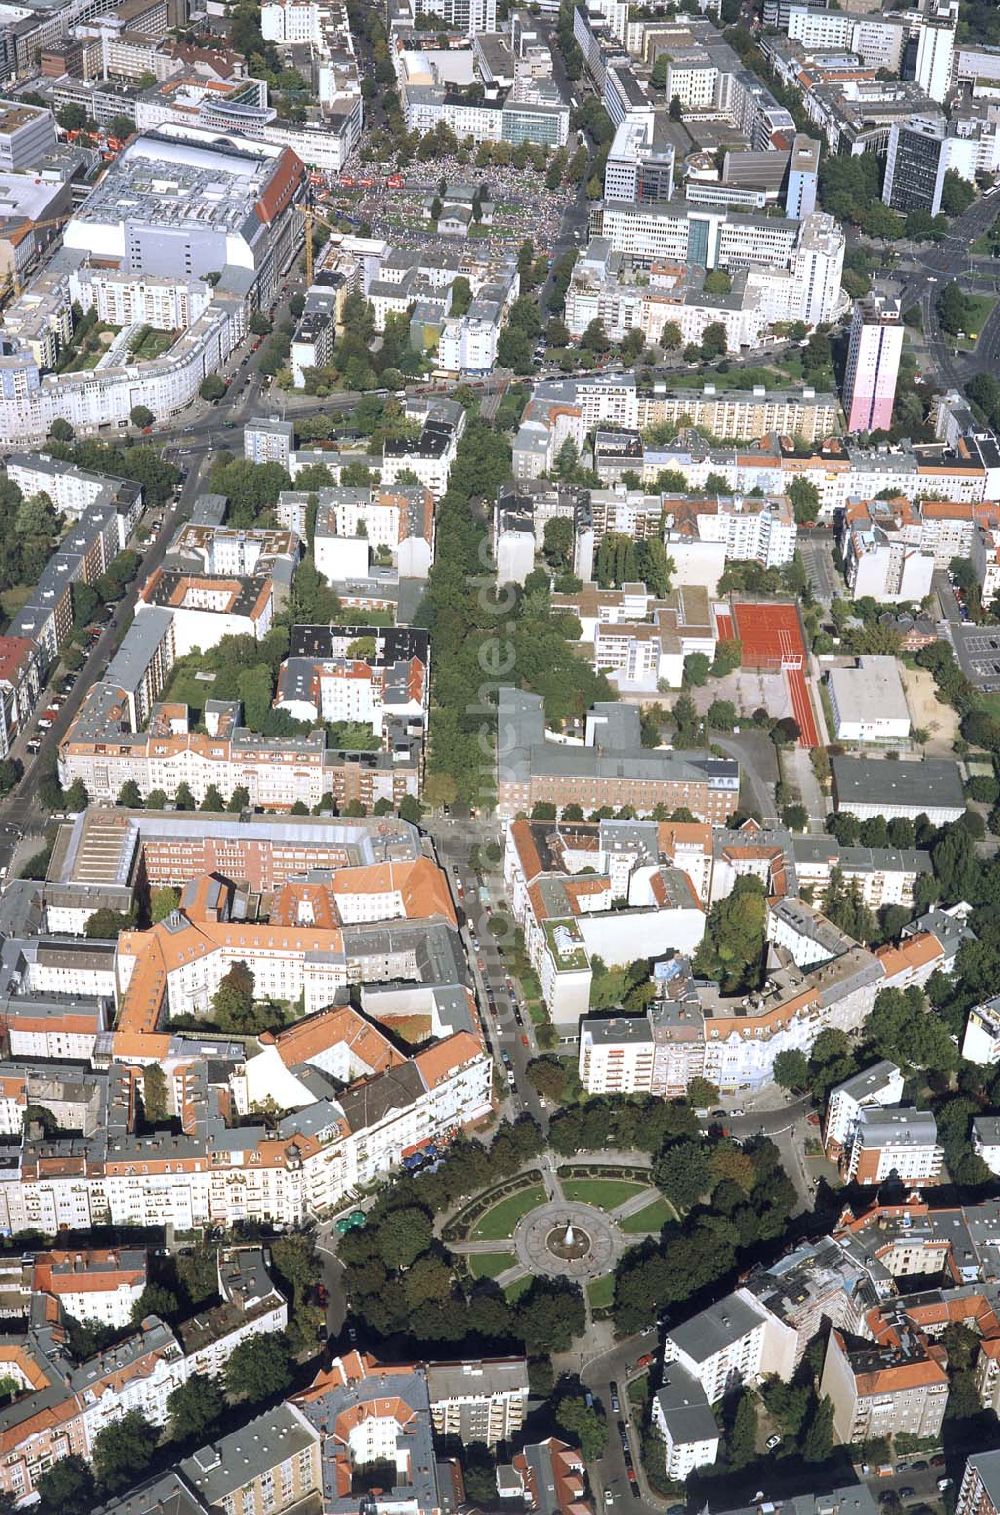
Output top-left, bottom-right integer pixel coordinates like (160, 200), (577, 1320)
(719, 600), (820, 748)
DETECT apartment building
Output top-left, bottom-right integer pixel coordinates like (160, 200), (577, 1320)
(0, 636), (43, 758)
(663, 1289), (798, 1403)
(789, 835), (932, 911)
(425, 1358), (529, 1447)
(962, 996), (1000, 1066)
(30, 1247), (147, 1328)
(579, 1017), (657, 1094)
(0, 1247), (288, 1503)
(958, 1452), (1000, 1515)
(820, 1325), (949, 1445)
(843, 295), (904, 436)
(0, 128), (304, 444)
(651, 1364), (720, 1482)
(314, 484), (435, 582)
(842, 1107), (944, 1186)
(972, 1117), (1000, 1178)
(244, 416), (294, 468)
(972, 525), (1000, 609)
(824, 1061), (905, 1159)
(549, 581), (716, 692)
(505, 815), (715, 1023)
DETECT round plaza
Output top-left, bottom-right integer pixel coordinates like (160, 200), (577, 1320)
(513, 1200), (622, 1282)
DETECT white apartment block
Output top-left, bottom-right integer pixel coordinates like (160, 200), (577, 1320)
(652, 1365), (720, 1483)
(972, 526), (1000, 608)
(663, 1288), (797, 1403)
(962, 997), (1000, 1066)
(824, 1060), (905, 1158)
(579, 1018), (656, 1095)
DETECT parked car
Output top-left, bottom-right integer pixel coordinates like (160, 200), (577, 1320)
(766, 1435), (782, 1450)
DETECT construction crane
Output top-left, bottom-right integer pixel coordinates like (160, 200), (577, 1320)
(0, 212), (74, 303)
(295, 200), (341, 287)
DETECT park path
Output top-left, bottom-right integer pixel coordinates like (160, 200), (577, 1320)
(610, 1189), (661, 1222)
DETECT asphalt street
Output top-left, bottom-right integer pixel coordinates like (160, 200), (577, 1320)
(888, 197), (1000, 390)
(428, 815), (547, 1128)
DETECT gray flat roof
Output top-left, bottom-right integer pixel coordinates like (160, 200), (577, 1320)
(667, 1291), (764, 1364)
(653, 1361), (719, 1445)
(832, 757), (965, 811)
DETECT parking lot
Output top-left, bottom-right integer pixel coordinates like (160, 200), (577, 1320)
(796, 535), (840, 603)
(949, 625), (1000, 691)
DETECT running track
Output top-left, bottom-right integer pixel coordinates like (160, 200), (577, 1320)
(785, 665), (820, 749)
(718, 600), (821, 749)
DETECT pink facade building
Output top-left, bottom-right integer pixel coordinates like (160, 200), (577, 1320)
(843, 296), (904, 435)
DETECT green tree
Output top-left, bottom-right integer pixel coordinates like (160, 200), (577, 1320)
(687, 1076), (719, 1109)
(581, 318), (610, 355)
(940, 170), (975, 218)
(130, 1282), (178, 1324)
(379, 1206), (433, 1269)
(36, 1455), (96, 1515)
(728, 1390), (757, 1468)
(937, 281), (972, 336)
(142, 1064), (169, 1124)
(693, 876), (767, 994)
(84, 908), (133, 939)
(200, 784), (225, 812)
(64, 778), (89, 812)
(0, 758), (21, 796)
(117, 779), (143, 808)
(224, 1333), (292, 1404)
(212, 961), (255, 1030)
(527, 1056), (568, 1102)
(788, 477), (820, 525)
(684, 652), (711, 687)
(700, 322), (727, 359)
(703, 268), (732, 296)
(56, 103), (88, 132)
(151, 885), (180, 922)
(167, 1373), (223, 1442)
(654, 1136), (711, 1209)
(773, 1049), (809, 1090)
(199, 374), (226, 401)
(130, 405), (154, 429)
(91, 1410), (157, 1493)
(228, 785), (250, 812)
(801, 1396), (834, 1462)
(555, 1392), (606, 1463)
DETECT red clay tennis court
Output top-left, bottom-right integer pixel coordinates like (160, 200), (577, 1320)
(719, 600), (820, 749)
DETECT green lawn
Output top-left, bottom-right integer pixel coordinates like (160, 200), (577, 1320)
(955, 295), (997, 349)
(505, 1273), (533, 1304)
(620, 1196), (676, 1234)
(470, 1184), (546, 1241)
(559, 1178), (649, 1210)
(130, 326), (177, 361)
(976, 691), (1000, 722)
(586, 1273), (615, 1309)
(162, 662), (217, 714)
(469, 1251), (516, 1279)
